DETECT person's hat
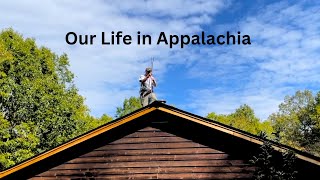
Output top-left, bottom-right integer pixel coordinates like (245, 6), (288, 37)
(145, 67), (152, 72)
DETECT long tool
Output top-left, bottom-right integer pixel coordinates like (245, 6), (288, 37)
(151, 57), (154, 70)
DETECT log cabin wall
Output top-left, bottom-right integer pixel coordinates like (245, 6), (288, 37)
(31, 126), (254, 180)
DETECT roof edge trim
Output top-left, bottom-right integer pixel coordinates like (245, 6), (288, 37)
(0, 107), (157, 178)
(157, 106), (320, 166)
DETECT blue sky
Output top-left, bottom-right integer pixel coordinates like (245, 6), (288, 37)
(1, 0), (319, 120)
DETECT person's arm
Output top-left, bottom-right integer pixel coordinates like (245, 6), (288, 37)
(139, 74), (150, 83)
(151, 76), (157, 87)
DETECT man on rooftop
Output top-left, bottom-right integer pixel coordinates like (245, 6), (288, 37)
(139, 67), (157, 107)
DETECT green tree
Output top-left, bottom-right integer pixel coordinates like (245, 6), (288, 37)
(250, 141), (277, 180)
(115, 96), (142, 118)
(269, 90), (320, 156)
(0, 29), (109, 170)
(295, 92), (320, 155)
(229, 104), (262, 134)
(207, 112), (230, 125)
(250, 140), (297, 180)
(75, 114), (113, 135)
(207, 104), (273, 136)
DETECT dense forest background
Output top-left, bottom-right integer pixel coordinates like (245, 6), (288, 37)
(1, 29), (319, 171)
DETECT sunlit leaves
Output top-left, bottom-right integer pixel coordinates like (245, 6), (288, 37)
(115, 96), (142, 118)
(0, 29), (112, 170)
(269, 90), (320, 156)
(207, 104), (273, 136)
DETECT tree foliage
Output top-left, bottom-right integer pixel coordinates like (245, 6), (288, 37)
(207, 104), (273, 136)
(75, 114), (113, 135)
(269, 90), (320, 156)
(207, 91), (320, 157)
(115, 96), (142, 118)
(0, 29), (111, 170)
(250, 140), (297, 180)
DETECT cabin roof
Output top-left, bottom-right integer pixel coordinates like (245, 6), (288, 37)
(1, 101), (319, 178)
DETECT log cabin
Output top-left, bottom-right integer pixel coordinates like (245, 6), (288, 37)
(0, 101), (319, 179)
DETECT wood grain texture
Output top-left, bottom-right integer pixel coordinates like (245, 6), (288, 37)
(31, 127), (254, 179)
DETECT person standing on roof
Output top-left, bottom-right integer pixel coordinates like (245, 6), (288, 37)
(139, 67), (157, 107)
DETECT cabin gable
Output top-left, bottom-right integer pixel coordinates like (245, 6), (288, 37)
(31, 126), (255, 179)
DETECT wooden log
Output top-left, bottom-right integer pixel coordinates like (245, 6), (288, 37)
(52, 160), (248, 170)
(96, 142), (207, 150)
(70, 153), (230, 163)
(81, 148), (223, 157)
(33, 172), (253, 179)
(137, 127), (160, 132)
(125, 131), (175, 138)
(37, 166), (255, 177)
(110, 136), (191, 144)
